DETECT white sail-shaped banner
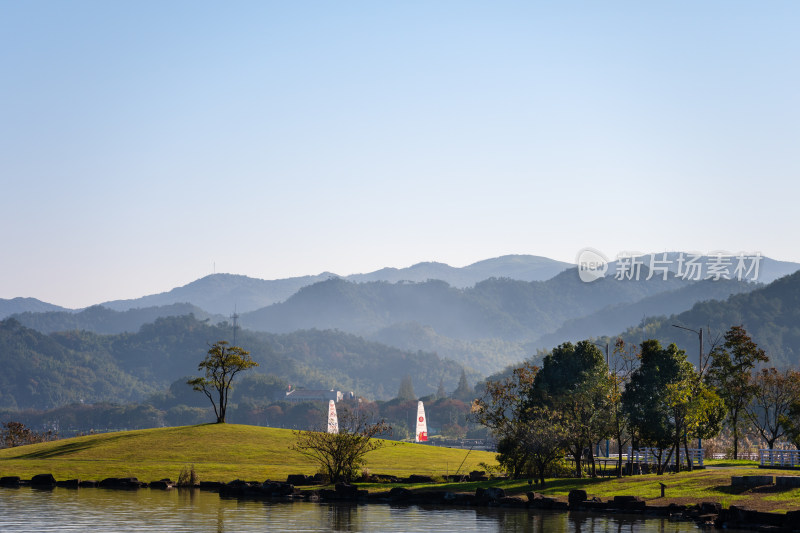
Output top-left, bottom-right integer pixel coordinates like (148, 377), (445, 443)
(415, 400), (428, 442)
(327, 400), (339, 434)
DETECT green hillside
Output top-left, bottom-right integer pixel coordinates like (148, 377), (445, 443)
(0, 315), (474, 410)
(614, 271), (800, 368)
(0, 424), (496, 482)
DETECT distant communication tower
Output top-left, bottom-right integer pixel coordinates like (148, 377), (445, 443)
(231, 308), (239, 346)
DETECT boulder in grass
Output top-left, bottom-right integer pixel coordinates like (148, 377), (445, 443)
(485, 487), (505, 500)
(286, 474), (312, 485)
(0, 476), (21, 487)
(99, 477), (144, 489)
(30, 474), (57, 488)
(568, 489), (588, 506)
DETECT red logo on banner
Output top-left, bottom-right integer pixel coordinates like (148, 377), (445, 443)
(418, 416), (424, 422)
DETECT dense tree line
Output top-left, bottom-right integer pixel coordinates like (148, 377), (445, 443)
(473, 326), (800, 480)
(0, 371), (480, 441)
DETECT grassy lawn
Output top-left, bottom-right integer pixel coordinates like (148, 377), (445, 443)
(704, 458), (760, 468)
(365, 464), (800, 513)
(462, 466), (800, 514)
(0, 424), (495, 483)
(2, 425), (799, 514)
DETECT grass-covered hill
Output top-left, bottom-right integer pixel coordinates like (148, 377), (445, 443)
(0, 424), (496, 482)
(0, 314), (473, 410)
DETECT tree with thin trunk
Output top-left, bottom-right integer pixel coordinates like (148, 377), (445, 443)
(527, 341), (611, 478)
(745, 368), (800, 449)
(470, 362), (538, 478)
(706, 326), (768, 459)
(624, 340), (694, 474)
(518, 406), (568, 487)
(291, 408), (391, 483)
(188, 341), (258, 423)
(608, 339), (638, 477)
(397, 375), (416, 401)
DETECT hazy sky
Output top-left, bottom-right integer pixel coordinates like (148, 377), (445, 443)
(2, 1), (799, 308)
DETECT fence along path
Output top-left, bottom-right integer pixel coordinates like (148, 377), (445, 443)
(760, 449), (800, 467)
(628, 447), (704, 468)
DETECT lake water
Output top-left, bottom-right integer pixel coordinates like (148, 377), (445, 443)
(0, 487), (705, 532)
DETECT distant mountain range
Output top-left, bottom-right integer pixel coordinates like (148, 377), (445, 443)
(0, 255), (572, 318)
(0, 297), (69, 318)
(3, 252), (799, 381)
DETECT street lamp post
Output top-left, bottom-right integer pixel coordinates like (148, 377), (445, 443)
(592, 341), (610, 457)
(672, 324), (704, 451)
(672, 324), (703, 372)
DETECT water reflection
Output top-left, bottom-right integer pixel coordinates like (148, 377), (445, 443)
(0, 487), (706, 533)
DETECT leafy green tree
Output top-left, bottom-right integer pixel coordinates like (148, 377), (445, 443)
(781, 396), (800, 450)
(436, 379), (446, 399)
(665, 374), (724, 471)
(452, 369), (474, 401)
(517, 406), (568, 486)
(623, 340), (695, 473)
(187, 341), (258, 423)
(706, 326), (768, 459)
(470, 362), (538, 478)
(528, 341), (611, 478)
(608, 338), (638, 476)
(397, 375), (416, 402)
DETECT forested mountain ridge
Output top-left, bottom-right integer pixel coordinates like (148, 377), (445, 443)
(535, 279), (756, 349)
(0, 314), (473, 410)
(97, 255), (571, 314)
(613, 270), (800, 368)
(11, 303), (222, 335)
(239, 269), (736, 342)
(0, 319), (153, 410)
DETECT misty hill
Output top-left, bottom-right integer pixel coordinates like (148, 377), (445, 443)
(12, 303), (223, 335)
(236, 267), (761, 373)
(100, 272), (334, 315)
(534, 279), (757, 349)
(347, 255), (571, 286)
(240, 269), (699, 343)
(612, 271), (800, 368)
(0, 314), (473, 410)
(367, 322), (529, 375)
(600, 253), (798, 285)
(0, 297), (68, 319)
(98, 255), (572, 314)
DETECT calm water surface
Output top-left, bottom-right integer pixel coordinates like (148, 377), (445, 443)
(0, 487), (706, 532)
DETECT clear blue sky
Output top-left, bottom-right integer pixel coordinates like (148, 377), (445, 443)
(2, 1), (799, 308)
